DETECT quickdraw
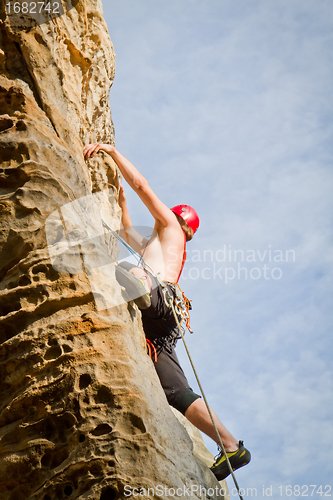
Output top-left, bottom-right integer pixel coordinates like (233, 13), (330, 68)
(163, 282), (193, 333)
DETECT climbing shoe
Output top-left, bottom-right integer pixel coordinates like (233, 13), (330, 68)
(115, 265), (151, 310)
(210, 441), (251, 481)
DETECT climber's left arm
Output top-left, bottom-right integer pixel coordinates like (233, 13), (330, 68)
(118, 184), (148, 252)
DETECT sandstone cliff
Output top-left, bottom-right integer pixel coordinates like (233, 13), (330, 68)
(0, 1), (226, 499)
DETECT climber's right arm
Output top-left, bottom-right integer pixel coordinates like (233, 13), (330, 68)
(83, 144), (176, 229)
(83, 144), (146, 192)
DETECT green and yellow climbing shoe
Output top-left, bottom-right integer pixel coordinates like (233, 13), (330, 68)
(115, 265), (151, 309)
(210, 441), (251, 481)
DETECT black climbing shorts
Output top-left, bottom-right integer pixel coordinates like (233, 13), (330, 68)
(152, 345), (201, 414)
(117, 261), (201, 414)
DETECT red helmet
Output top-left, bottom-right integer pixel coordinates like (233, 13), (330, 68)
(171, 205), (200, 233)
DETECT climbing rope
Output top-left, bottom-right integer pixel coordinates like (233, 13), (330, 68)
(102, 219), (245, 500)
(102, 219), (145, 266)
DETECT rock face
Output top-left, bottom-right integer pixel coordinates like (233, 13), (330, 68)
(0, 2), (226, 499)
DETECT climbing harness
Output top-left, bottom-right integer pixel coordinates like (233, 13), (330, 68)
(102, 219), (245, 500)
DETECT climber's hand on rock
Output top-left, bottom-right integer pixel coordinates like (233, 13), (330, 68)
(83, 143), (114, 158)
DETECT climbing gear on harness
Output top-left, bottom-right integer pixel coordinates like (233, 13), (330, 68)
(163, 282), (192, 333)
(210, 441), (251, 481)
(146, 280), (193, 356)
(115, 265), (151, 309)
(171, 205), (200, 233)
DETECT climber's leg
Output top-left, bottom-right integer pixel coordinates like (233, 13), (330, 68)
(185, 399), (251, 481)
(115, 262), (152, 309)
(128, 266), (152, 292)
(152, 346), (201, 413)
(184, 398), (238, 451)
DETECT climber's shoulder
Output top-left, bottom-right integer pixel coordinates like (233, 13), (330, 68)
(138, 182), (178, 229)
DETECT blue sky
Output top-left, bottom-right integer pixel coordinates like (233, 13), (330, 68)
(101, 0), (333, 496)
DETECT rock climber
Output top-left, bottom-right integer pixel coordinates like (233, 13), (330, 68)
(83, 143), (251, 481)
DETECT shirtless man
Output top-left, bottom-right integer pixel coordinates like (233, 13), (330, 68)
(83, 143), (251, 481)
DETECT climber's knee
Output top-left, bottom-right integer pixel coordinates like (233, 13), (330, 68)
(129, 267), (152, 293)
(116, 261), (152, 293)
(172, 388), (201, 416)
